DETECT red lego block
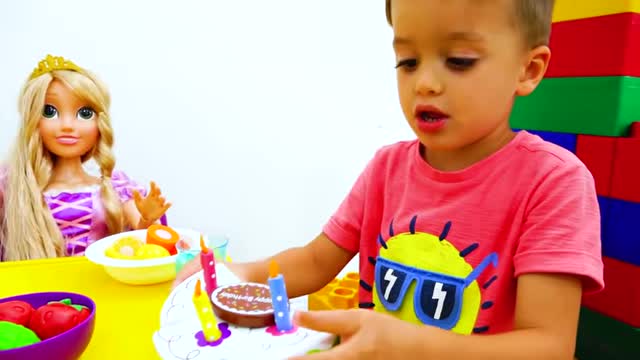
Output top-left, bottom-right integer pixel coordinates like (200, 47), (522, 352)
(576, 135), (616, 196)
(547, 12), (640, 77)
(582, 256), (640, 327)
(631, 122), (640, 137)
(611, 122), (640, 202)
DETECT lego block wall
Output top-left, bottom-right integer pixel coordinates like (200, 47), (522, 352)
(510, 1), (640, 359)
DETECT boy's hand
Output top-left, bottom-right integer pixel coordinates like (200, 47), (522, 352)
(289, 309), (429, 360)
(172, 255), (203, 289)
(133, 181), (171, 224)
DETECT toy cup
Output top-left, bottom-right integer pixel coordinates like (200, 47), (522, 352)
(175, 234), (229, 273)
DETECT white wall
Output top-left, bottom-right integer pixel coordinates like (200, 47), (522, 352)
(0, 0), (414, 264)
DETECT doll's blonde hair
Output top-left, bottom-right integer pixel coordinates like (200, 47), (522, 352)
(0, 65), (124, 261)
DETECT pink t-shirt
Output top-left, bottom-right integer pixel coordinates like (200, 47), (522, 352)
(323, 130), (603, 335)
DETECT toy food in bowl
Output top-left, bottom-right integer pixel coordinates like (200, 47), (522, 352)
(104, 236), (144, 259)
(85, 226), (203, 285)
(0, 292), (95, 360)
(104, 236), (170, 260)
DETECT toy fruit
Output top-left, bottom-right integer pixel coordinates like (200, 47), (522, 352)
(0, 321), (40, 350)
(0, 300), (35, 326)
(29, 298), (91, 340)
(105, 236), (144, 259)
(52, 298), (91, 323)
(134, 244), (170, 259)
(146, 224), (180, 255)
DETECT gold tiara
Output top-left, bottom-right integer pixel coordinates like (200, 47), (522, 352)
(29, 54), (82, 80)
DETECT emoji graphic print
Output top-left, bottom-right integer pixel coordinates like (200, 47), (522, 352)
(361, 216), (498, 335)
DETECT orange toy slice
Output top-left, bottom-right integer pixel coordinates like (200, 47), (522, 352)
(146, 224), (179, 255)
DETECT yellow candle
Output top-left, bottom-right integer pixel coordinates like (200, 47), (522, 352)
(193, 279), (222, 341)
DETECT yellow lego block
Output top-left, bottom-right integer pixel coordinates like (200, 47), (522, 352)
(309, 272), (360, 310)
(553, 0), (640, 23)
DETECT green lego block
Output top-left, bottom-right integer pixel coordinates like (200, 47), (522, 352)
(509, 76), (640, 137)
(575, 307), (640, 360)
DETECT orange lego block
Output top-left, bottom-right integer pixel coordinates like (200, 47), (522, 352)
(308, 272), (360, 311)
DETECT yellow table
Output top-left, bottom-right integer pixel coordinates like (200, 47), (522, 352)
(0, 257), (171, 359)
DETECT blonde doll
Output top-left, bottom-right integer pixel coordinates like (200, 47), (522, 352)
(0, 54), (171, 261)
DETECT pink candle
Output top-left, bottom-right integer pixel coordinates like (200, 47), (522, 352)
(200, 235), (218, 296)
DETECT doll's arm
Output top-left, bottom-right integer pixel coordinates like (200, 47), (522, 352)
(121, 181), (171, 229)
(122, 200), (157, 229)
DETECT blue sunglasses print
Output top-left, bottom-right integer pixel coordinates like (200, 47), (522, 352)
(375, 252), (498, 330)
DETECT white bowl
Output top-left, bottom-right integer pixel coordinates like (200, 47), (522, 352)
(85, 228), (203, 285)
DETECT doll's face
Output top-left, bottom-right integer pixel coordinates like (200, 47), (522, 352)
(38, 80), (99, 159)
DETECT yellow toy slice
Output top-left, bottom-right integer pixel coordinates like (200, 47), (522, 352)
(105, 236), (144, 259)
(134, 244), (170, 259)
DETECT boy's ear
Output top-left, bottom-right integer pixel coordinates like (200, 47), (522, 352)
(515, 45), (551, 96)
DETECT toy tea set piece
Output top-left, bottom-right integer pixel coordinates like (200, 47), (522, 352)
(0, 292), (95, 360)
(174, 233), (230, 273)
(85, 225), (203, 285)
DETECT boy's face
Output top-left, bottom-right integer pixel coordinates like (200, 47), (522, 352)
(391, 0), (549, 156)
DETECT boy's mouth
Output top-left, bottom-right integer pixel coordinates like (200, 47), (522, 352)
(419, 111), (447, 122)
(414, 105), (449, 132)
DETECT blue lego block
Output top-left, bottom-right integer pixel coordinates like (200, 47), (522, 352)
(597, 196), (609, 257)
(602, 197), (640, 266)
(525, 129), (578, 153)
(598, 195), (610, 231)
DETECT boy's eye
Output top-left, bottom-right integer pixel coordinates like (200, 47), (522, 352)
(395, 58), (418, 70)
(446, 57), (477, 71)
(43, 104), (58, 119)
(77, 107), (95, 120)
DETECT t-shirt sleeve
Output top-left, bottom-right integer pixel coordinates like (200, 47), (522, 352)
(111, 170), (147, 203)
(514, 162), (604, 294)
(322, 156), (377, 254)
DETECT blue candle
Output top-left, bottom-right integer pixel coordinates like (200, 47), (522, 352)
(268, 260), (293, 331)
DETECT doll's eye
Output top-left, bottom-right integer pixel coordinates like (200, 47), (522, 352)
(77, 107), (95, 121)
(43, 104), (58, 119)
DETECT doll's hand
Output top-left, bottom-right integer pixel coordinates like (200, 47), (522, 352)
(133, 181), (171, 223)
(289, 309), (431, 360)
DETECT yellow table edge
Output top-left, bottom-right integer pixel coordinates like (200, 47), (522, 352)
(553, 0), (640, 22)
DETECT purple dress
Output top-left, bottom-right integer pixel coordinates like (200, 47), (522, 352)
(1, 169), (151, 257)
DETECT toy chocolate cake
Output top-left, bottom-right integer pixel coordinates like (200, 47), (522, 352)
(210, 283), (275, 328)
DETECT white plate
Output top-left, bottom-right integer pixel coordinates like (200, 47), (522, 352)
(85, 227), (203, 268)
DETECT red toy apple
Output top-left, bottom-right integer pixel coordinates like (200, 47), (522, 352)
(0, 300), (34, 327)
(29, 299), (91, 340)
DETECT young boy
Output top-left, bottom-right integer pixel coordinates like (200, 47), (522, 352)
(177, 0), (603, 358)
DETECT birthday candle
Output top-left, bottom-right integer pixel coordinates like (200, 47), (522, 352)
(193, 279), (222, 342)
(200, 235), (218, 295)
(268, 260), (293, 331)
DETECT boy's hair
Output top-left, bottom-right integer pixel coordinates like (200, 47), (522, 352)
(384, 0), (556, 47)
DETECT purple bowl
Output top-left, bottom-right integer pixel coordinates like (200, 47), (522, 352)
(0, 291), (96, 360)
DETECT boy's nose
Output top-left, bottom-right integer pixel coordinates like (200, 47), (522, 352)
(415, 69), (443, 96)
